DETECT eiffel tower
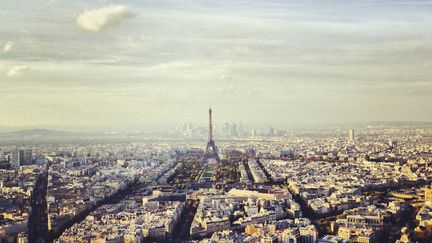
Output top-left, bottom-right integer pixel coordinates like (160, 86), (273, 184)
(204, 108), (219, 162)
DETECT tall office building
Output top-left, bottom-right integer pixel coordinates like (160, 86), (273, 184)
(230, 123), (238, 137)
(11, 149), (32, 170)
(24, 150), (32, 164)
(223, 122), (230, 136)
(11, 150), (24, 170)
(269, 127), (275, 136)
(238, 122), (244, 137)
(348, 130), (355, 142)
(182, 123), (188, 134)
(182, 123), (193, 138)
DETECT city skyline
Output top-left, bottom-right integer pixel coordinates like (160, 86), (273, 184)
(2, 1), (432, 242)
(1, 0), (432, 127)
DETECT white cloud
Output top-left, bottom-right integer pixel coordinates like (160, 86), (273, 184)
(3, 41), (14, 52)
(76, 5), (133, 32)
(6, 66), (29, 77)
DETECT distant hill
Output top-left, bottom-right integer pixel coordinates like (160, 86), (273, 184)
(0, 129), (84, 141)
(0, 128), (150, 144)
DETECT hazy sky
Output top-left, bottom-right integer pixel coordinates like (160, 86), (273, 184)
(1, 0), (431, 128)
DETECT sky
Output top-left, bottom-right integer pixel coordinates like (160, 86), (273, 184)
(0, 0), (431, 128)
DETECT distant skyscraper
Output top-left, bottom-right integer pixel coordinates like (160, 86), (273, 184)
(238, 122), (244, 137)
(24, 150), (32, 164)
(11, 150), (23, 169)
(269, 127), (275, 136)
(182, 123), (193, 138)
(349, 129), (355, 142)
(223, 122), (230, 136)
(230, 123), (238, 136)
(197, 126), (207, 138)
(11, 149), (32, 170)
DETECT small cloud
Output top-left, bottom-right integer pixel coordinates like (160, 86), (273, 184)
(3, 41), (14, 52)
(76, 5), (133, 32)
(6, 66), (29, 77)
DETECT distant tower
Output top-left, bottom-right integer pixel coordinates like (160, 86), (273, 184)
(223, 122), (230, 137)
(238, 122), (244, 137)
(349, 129), (355, 142)
(269, 127), (275, 136)
(204, 108), (219, 161)
(11, 150), (24, 170)
(230, 123), (238, 136)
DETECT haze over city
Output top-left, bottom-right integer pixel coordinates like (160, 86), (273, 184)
(2, 1), (432, 243)
(1, 0), (432, 129)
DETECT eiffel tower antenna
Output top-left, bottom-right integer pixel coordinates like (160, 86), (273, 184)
(209, 107), (213, 142)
